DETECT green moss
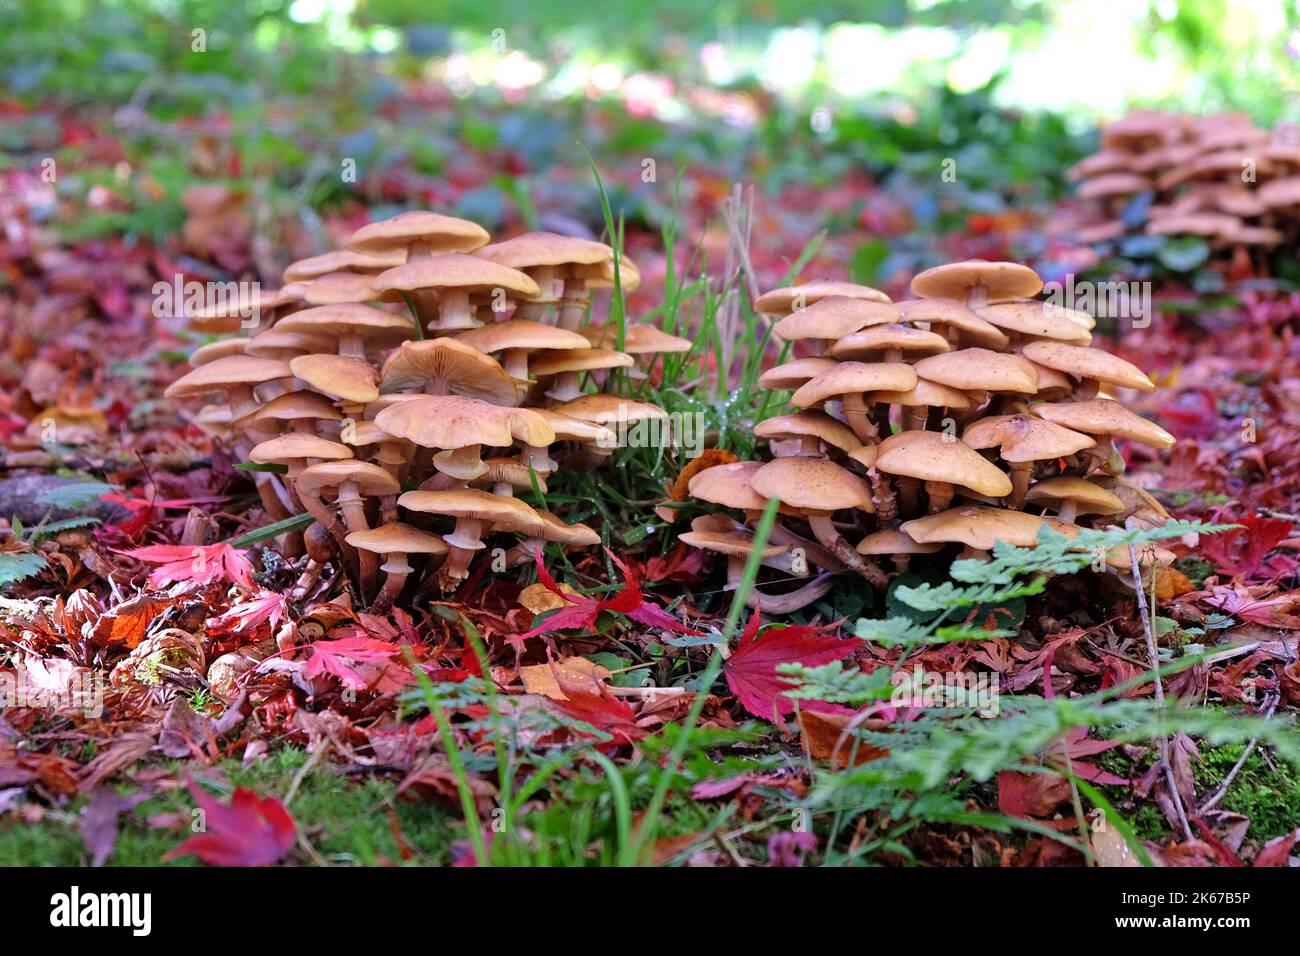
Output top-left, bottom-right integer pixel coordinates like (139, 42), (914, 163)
(1195, 743), (1300, 842)
(0, 747), (452, 866)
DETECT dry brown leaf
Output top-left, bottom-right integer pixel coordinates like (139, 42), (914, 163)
(797, 711), (889, 767)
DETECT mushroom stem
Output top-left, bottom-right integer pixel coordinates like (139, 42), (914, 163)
(745, 573), (836, 614)
(958, 545), (991, 560)
(808, 514), (888, 588)
(1074, 378), (1101, 400)
(924, 480), (956, 514)
(430, 289), (480, 332)
(842, 393), (879, 443)
(295, 487), (358, 578)
(440, 517), (486, 587)
(766, 523), (844, 572)
(373, 554), (411, 613)
(556, 289), (590, 331)
(336, 481), (378, 599)
(1057, 499), (1080, 524)
(500, 349), (531, 381)
(544, 371), (585, 403)
(337, 333), (365, 359)
(1007, 463), (1032, 510)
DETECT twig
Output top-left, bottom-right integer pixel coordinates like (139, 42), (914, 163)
(283, 739), (330, 809)
(1197, 692), (1280, 814)
(1129, 543), (1194, 842)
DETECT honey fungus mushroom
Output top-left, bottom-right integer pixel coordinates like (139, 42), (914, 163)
(873, 431), (1013, 515)
(373, 254), (540, 333)
(855, 529), (941, 575)
(1024, 477), (1124, 524)
(474, 232), (615, 322)
(345, 524), (449, 613)
(295, 460), (401, 598)
(680, 518), (834, 614)
(397, 488), (546, 587)
(961, 414), (1095, 508)
(902, 505), (1076, 560)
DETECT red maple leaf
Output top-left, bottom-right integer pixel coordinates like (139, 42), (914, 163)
(520, 550), (701, 639)
(304, 636), (402, 690)
(549, 676), (645, 749)
(723, 615), (859, 721)
(164, 777), (295, 867)
(208, 590), (288, 637)
(1200, 516), (1293, 581)
(121, 541), (255, 589)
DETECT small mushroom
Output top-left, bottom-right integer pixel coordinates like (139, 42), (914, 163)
(274, 303), (413, 359)
(855, 528), (941, 575)
(296, 461), (401, 599)
(475, 232), (615, 322)
(874, 430), (1013, 515)
(961, 414), (1096, 508)
(345, 523), (449, 613)
(373, 254), (540, 333)
(901, 505), (1077, 560)
(754, 410), (860, 457)
(1024, 476), (1124, 524)
(397, 488), (546, 587)
(680, 524), (833, 614)
(790, 361), (917, 443)
(374, 395), (555, 481)
(910, 260), (1044, 310)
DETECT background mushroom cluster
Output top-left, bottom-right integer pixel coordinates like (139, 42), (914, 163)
(1069, 110), (1300, 270)
(680, 259), (1178, 614)
(165, 211), (689, 608)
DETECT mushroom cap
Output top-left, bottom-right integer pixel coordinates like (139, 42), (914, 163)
(397, 487), (545, 535)
(302, 271), (385, 305)
(1102, 537), (1177, 569)
(1024, 477), (1124, 514)
(233, 390), (343, 428)
(289, 354), (380, 404)
(895, 298), (1009, 349)
(1258, 176), (1300, 208)
(751, 457), (874, 513)
(773, 297), (900, 342)
(754, 410), (861, 452)
(1020, 341), (1156, 392)
(680, 529), (788, 559)
(1078, 172), (1150, 199)
(856, 528), (942, 556)
(912, 348), (1038, 393)
(1031, 398), (1175, 447)
(244, 330), (338, 359)
(373, 253), (540, 298)
(1210, 187), (1267, 218)
(910, 261), (1043, 302)
(1074, 221), (1128, 245)
(525, 510), (600, 546)
(569, 256), (641, 292)
(250, 434), (354, 464)
(754, 280), (890, 315)
(866, 379), (973, 410)
(582, 324), (693, 354)
(374, 395), (556, 450)
(531, 408), (618, 445)
(1067, 149), (1136, 180)
(456, 319), (590, 354)
(164, 355), (293, 399)
(529, 348), (635, 376)
(992, 298), (1095, 330)
(345, 523), (448, 555)
(346, 211), (490, 256)
(902, 506), (1077, 550)
(472, 457), (548, 493)
(378, 338), (516, 404)
(1145, 212), (1240, 237)
(296, 460), (401, 496)
(875, 431), (1013, 497)
(275, 303), (414, 346)
(1026, 361), (1075, 399)
(475, 232), (613, 271)
(757, 357), (838, 390)
(283, 248), (405, 283)
(688, 460), (768, 511)
(975, 302), (1093, 345)
(962, 414), (1096, 462)
(552, 395), (668, 425)
(1219, 224), (1284, 246)
(189, 339), (249, 366)
(829, 324), (950, 360)
(184, 287), (295, 333)
(791, 362), (918, 408)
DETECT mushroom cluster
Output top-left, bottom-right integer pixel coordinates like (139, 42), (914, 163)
(1070, 111), (1300, 269)
(165, 211), (689, 608)
(680, 260), (1178, 614)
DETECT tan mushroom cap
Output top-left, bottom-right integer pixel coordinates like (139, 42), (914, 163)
(855, 528), (942, 556)
(571, 256), (641, 293)
(530, 509), (600, 547)
(1021, 341), (1156, 392)
(283, 248), (405, 283)
(962, 414), (1096, 462)
(532, 408), (618, 446)
(473, 457), (549, 493)
(1067, 149), (1136, 181)
(346, 211), (490, 256)
(582, 324), (693, 354)
(456, 319), (590, 354)
(754, 280), (890, 315)
(476, 232), (612, 270)
(909, 261), (1043, 303)
(830, 323), (950, 360)
(902, 506), (1077, 550)
(250, 434), (354, 464)
(1220, 224), (1284, 246)
(552, 395), (667, 425)
(397, 488), (546, 536)
(296, 460), (402, 497)
(345, 523), (449, 556)
(688, 460), (769, 511)
(275, 303), (414, 346)
(289, 354), (380, 404)
(1077, 173), (1150, 199)
(680, 530), (788, 559)
(374, 396), (555, 450)
(874, 431), (1013, 497)
(189, 339), (249, 366)
(528, 348), (635, 376)
(183, 287), (295, 333)
(751, 457), (874, 513)
(244, 330), (338, 359)
(975, 302), (1093, 345)
(912, 348), (1038, 393)
(378, 338), (516, 404)
(866, 379), (973, 410)
(757, 357), (838, 390)
(164, 355), (293, 399)
(1211, 187), (1267, 218)
(233, 390), (343, 429)
(1031, 398), (1175, 448)
(791, 362), (919, 408)
(895, 299), (1009, 349)
(1024, 477), (1124, 515)
(1103, 539), (1177, 570)
(848, 444), (877, 470)
(773, 297), (901, 343)
(302, 272), (383, 305)
(1258, 176), (1300, 208)
(754, 410), (861, 452)
(1145, 212), (1240, 237)
(373, 253), (541, 299)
